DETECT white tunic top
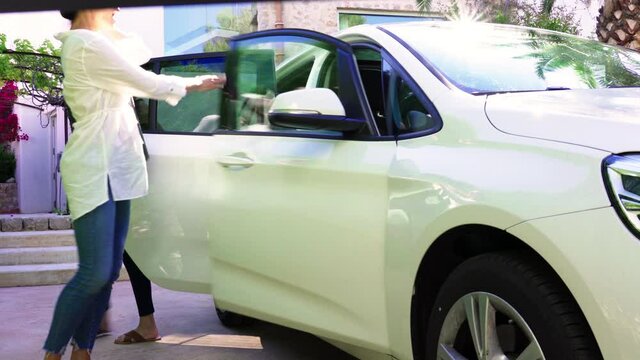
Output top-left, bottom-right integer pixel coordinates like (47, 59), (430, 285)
(55, 29), (201, 220)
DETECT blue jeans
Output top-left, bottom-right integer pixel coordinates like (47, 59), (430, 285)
(43, 190), (130, 354)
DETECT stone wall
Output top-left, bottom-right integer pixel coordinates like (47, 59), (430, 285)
(257, 0), (434, 34)
(0, 214), (72, 231)
(0, 183), (18, 214)
(256, 0), (599, 37)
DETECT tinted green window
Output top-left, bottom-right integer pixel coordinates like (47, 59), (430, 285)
(134, 98), (150, 131)
(157, 56), (225, 133)
(221, 36), (340, 133)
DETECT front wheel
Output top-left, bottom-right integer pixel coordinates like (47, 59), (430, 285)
(424, 252), (602, 360)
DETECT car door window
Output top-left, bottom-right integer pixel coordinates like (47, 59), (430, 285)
(134, 97), (150, 131)
(156, 56), (225, 133)
(134, 62), (154, 131)
(384, 60), (435, 135)
(353, 48), (387, 135)
(354, 46), (437, 137)
(221, 32), (373, 136)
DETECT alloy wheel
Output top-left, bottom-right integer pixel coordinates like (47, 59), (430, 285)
(436, 292), (544, 360)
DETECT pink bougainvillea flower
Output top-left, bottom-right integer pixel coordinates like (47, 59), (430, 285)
(0, 81), (28, 144)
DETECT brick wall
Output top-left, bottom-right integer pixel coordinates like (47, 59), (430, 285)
(257, 0), (440, 34)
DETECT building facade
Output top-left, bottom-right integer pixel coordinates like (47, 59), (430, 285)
(257, 0), (434, 34)
(255, 0), (602, 37)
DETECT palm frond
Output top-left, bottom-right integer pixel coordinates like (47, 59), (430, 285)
(573, 62), (597, 88)
(416, 0), (432, 13)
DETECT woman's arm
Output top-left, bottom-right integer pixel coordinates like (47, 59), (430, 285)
(82, 35), (222, 105)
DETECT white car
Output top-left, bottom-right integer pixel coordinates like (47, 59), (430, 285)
(126, 21), (640, 360)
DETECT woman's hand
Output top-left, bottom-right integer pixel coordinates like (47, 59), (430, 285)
(187, 74), (226, 93)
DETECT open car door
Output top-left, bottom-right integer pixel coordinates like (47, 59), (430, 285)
(208, 29), (397, 350)
(126, 52), (228, 293)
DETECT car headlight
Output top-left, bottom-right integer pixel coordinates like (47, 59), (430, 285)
(603, 154), (640, 238)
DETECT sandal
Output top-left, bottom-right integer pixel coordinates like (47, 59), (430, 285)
(96, 327), (111, 338)
(114, 330), (161, 345)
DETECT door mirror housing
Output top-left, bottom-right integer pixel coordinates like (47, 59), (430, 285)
(406, 110), (435, 132)
(268, 88), (365, 132)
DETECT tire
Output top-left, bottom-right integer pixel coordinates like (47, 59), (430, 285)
(424, 251), (602, 360)
(215, 307), (254, 327)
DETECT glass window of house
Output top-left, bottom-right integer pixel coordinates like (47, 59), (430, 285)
(338, 10), (444, 30)
(164, 3), (257, 55)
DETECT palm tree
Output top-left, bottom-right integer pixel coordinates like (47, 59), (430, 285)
(596, 0), (640, 51)
(540, 0), (556, 15)
(416, 0), (569, 28)
(520, 30), (640, 88)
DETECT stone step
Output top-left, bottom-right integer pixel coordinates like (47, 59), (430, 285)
(0, 230), (75, 248)
(0, 263), (129, 287)
(0, 246), (77, 265)
(0, 213), (72, 232)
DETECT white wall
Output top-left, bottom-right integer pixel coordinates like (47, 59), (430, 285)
(0, 7), (165, 56)
(13, 101), (54, 214)
(555, 0), (602, 38)
(114, 7), (165, 57)
(0, 11), (68, 47)
(12, 102), (69, 214)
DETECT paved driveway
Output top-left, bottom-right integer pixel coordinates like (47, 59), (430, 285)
(0, 282), (356, 359)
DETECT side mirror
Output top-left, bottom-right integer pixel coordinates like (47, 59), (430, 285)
(406, 111), (434, 132)
(268, 88), (365, 132)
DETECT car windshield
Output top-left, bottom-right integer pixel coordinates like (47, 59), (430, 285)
(385, 22), (640, 94)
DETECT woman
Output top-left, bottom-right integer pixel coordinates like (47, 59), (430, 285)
(44, 8), (223, 360)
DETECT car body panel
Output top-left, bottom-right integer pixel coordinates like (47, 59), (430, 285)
(126, 133), (228, 293)
(508, 207), (640, 360)
(485, 88), (640, 153)
(208, 134), (396, 352)
(381, 92), (613, 360)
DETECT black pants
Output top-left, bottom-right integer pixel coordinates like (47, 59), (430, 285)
(122, 250), (155, 317)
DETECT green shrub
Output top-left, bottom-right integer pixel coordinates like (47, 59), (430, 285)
(515, 3), (580, 35)
(0, 146), (15, 182)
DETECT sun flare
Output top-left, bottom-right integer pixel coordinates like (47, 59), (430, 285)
(444, 1), (490, 24)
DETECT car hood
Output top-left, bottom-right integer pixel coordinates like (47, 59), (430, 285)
(484, 88), (640, 154)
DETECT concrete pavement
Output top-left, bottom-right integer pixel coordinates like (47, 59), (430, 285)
(0, 281), (356, 359)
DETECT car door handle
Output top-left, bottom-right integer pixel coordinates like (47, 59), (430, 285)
(217, 153), (255, 169)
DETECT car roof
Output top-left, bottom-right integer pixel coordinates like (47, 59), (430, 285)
(336, 19), (582, 41)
